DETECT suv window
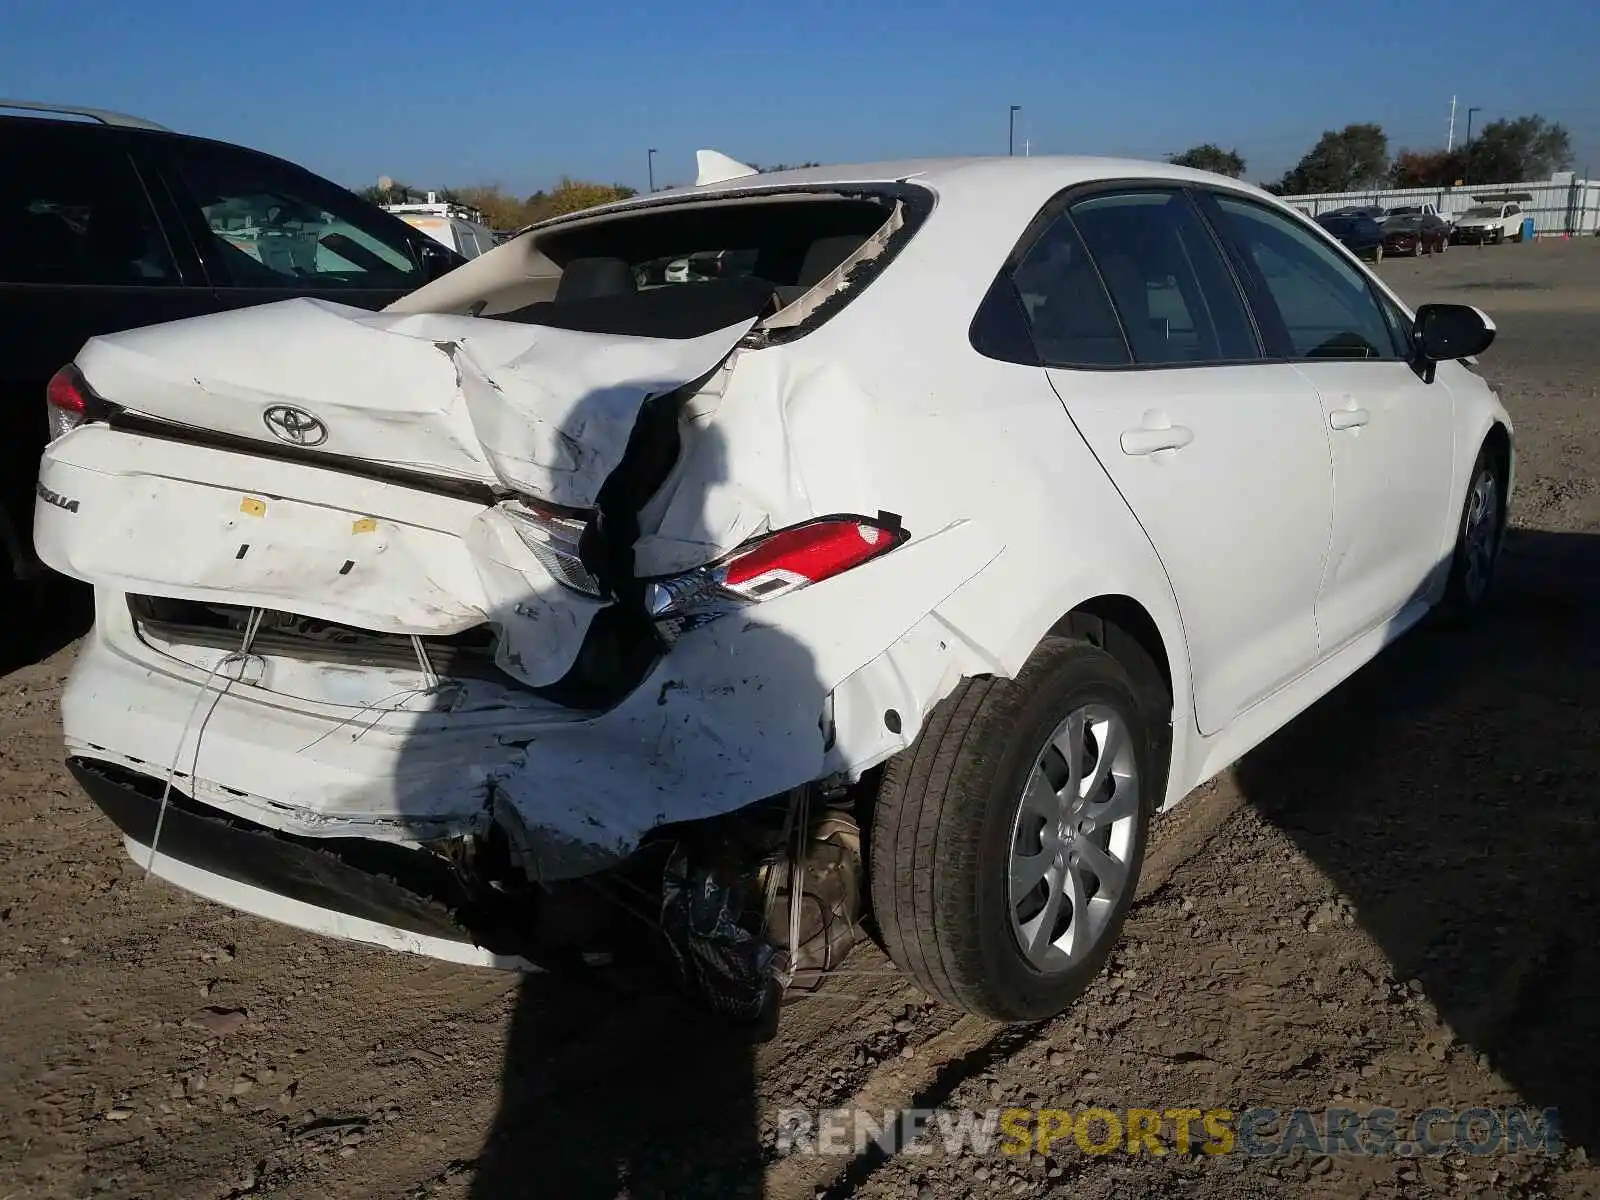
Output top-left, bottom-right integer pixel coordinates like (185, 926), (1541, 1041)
(1068, 190), (1258, 365)
(166, 144), (424, 290)
(0, 139), (177, 286)
(1208, 195), (1401, 360)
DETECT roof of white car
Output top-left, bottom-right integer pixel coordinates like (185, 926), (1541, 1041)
(555, 156), (1278, 226)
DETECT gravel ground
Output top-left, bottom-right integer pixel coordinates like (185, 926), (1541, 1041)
(2, 239), (1598, 1200)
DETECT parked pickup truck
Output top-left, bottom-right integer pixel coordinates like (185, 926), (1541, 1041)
(1386, 202), (1448, 225)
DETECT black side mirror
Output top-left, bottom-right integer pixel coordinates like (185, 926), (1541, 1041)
(1411, 302), (1496, 382)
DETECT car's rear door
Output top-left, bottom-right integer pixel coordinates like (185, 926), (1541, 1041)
(145, 137), (437, 312)
(1201, 192), (1458, 656)
(0, 119), (217, 567)
(1020, 185), (1334, 734)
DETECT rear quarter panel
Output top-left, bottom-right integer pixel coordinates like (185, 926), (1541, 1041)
(761, 180), (1198, 801)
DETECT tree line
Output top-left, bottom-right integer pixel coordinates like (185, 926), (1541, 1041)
(355, 119), (1575, 227)
(354, 179), (639, 230)
(1168, 113), (1573, 195)
(354, 161), (820, 230)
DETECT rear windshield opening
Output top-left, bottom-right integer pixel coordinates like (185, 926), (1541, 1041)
(496, 194), (906, 340)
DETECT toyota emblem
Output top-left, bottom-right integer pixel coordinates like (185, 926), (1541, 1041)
(262, 405), (328, 447)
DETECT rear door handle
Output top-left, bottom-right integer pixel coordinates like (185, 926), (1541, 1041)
(1329, 408), (1370, 430)
(1120, 425), (1194, 456)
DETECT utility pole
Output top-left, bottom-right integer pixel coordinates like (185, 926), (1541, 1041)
(647, 147), (658, 193)
(1465, 108), (1482, 183)
(1009, 105), (1021, 157)
(1447, 95), (1457, 152)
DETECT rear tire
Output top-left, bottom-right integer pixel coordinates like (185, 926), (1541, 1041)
(869, 634), (1167, 1021)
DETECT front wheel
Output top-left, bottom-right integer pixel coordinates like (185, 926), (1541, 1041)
(1438, 445), (1506, 622)
(869, 635), (1165, 1021)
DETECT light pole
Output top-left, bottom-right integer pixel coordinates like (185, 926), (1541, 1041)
(1008, 105), (1022, 157)
(647, 147), (658, 193)
(1464, 108), (1481, 183)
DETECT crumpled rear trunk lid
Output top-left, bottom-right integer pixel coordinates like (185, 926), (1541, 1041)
(43, 299), (760, 692)
(75, 296), (757, 509)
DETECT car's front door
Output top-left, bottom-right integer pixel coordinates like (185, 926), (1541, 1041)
(1020, 186), (1335, 734)
(147, 139), (439, 313)
(1202, 193), (1458, 657)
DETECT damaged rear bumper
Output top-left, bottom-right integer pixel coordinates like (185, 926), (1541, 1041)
(72, 757), (533, 968)
(63, 512), (996, 884)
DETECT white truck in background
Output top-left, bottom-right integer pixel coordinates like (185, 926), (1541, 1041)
(382, 194), (499, 259)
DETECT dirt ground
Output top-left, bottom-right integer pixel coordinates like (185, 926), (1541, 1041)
(3, 239), (1598, 1200)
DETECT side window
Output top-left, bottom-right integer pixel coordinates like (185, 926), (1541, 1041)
(0, 135), (178, 286)
(166, 145), (424, 290)
(1379, 293), (1413, 356)
(1507, 203), (1521, 217)
(1209, 195), (1401, 360)
(1008, 213), (1130, 366)
(1068, 190), (1259, 364)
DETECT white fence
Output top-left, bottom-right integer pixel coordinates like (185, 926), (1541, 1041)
(1282, 176), (1600, 237)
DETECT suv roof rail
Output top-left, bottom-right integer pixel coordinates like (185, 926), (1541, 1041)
(0, 99), (171, 132)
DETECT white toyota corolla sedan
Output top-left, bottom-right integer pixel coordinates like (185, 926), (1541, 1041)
(35, 153), (1510, 1022)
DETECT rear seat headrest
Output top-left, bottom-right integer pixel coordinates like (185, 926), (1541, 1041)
(555, 256), (636, 302)
(797, 234), (868, 289)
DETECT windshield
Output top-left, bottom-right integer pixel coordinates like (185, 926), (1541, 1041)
(1462, 206), (1500, 218)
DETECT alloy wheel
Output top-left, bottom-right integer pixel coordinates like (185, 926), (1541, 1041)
(1008, 704), (1140, 973)
(1462, 467), (1500, 603)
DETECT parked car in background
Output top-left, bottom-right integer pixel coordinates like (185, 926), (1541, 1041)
(36, 154), (1510, 1024)
(0, 100), (466, 595)
(383, 198), (499, 260)
(1387, 202), (1446, 223)
(1382, 212), (1450, 257)
(1453, 197), (1527, 244)
(1316, 212), (1388, 261)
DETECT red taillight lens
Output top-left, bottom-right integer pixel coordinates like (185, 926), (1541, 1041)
(47, 365), (88, 414)
(45, 364), (101, 441)
(643, 514), (908, 632)
(722, 517), (904, 600)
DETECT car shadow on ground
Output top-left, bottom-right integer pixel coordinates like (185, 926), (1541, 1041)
(384, 383), (816, 1199)
(1234, 527), (1600, 1151)
(463, 971), (770, 1198)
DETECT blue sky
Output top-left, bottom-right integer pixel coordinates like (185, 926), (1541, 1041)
(6, 0), (1598, 195)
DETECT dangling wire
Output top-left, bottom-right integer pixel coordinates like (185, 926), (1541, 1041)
(783, 786), (811, 989)
(145, 607), (264, 877)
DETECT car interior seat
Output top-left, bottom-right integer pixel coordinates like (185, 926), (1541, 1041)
(554, 256), (636, 303)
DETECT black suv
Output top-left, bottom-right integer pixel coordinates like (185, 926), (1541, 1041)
(1, 101), (465, 591)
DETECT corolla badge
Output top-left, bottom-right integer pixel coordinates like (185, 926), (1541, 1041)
(262, 405), (329, 447)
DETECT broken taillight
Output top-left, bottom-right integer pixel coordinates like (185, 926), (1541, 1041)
(502, 499), (602, 597)
(645, 514), (908, 636)
(46, 364), (102, 441)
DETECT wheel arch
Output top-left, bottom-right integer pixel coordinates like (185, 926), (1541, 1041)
(1048, 594), (1173, 705)
(1483, 420), (1513, 521)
